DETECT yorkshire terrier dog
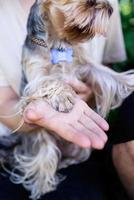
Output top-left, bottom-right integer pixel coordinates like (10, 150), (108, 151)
(9, 0), (134, 199)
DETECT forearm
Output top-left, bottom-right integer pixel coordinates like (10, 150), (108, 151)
(0, 89), (59, 133)
(0, 88), (35, 133)
(112, 141), (134, 199)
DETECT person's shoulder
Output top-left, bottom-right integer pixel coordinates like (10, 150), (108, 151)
(0, 0), (26, 47)
(0, 0), (25, 22)
(0, 0), (17, 13)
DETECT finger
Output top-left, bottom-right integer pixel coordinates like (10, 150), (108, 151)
(72, 100), (109, 131)
(79, 114), (108, 143)
(56, 123), (91, 148)
(84, 129), (105, 149)
(23, 100), (56, 124)
(65, 78), (90, 93)
(84, 107), (109, 131)
(78, 92), (92, 101)
(23, 109), (43, 123)
(73, 121), (93, 137)
(72, 121), (105, 149)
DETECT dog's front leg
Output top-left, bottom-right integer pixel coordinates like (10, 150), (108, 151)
(20, 46), (77, 113)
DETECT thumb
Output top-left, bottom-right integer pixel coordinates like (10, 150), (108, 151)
(23, 108), (43, 124)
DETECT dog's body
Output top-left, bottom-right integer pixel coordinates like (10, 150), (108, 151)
(9, 0), (134, 199)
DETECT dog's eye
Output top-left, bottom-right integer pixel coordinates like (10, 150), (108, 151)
(87, 0), (96, 7)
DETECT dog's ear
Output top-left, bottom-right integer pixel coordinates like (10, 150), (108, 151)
(91, 1), (113, 35)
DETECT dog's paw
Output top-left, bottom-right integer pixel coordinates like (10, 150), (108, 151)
(56, 94), (74, 112)
(49, 84), (76, 112)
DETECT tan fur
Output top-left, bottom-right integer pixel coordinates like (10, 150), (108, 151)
(9, 1), (134, 200)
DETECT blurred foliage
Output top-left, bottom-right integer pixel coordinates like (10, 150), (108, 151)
(108, 0), (134, 124)
(118, 0), (134, 69)
(111, 0), (134, 73)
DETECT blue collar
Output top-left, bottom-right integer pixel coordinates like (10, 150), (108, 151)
(51, 48), (73, 64)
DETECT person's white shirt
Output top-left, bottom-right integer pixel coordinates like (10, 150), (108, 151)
(0, 0), (30, 94)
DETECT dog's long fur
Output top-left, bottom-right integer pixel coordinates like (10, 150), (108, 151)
(8, 0), (134, 199)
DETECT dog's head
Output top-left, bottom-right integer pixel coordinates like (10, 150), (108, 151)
(37, 0), (113, 43)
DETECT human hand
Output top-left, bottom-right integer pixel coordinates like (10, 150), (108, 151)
(23, 99), (109, 149)
(65, 78), (92, 102)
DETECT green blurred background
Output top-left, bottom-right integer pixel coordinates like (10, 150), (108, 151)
(108, 0), (134, 123)
(118, 0), (134, 69)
